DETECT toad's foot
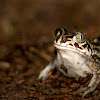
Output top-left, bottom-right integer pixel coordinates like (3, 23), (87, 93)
(78, 73), (100, 97)
(38, 59), (57, 80)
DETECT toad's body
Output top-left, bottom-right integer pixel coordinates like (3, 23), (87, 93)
(38, 28), (100, 97)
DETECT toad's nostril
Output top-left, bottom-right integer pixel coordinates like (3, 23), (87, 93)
(60, 37), (66, 43)
(63, 37), (67, 43)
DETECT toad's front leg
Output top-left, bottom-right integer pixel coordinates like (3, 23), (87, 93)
(79, 71), (100, 97)
(38, 59), (58, 80)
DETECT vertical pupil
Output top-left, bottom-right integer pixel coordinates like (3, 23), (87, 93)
(76, 32), (86, 43)
(81, 33), (86, 42)
(80, 33), (83, 41)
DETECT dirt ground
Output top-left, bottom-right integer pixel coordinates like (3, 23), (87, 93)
(0, 41), (100, 100)
(0, 0), (100, 100)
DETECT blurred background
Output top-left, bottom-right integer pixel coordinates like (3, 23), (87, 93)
(0, 0), (100, 44)
(0, 0), (100, 99)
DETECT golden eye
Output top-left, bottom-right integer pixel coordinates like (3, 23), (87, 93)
(75, 32), (86, 43)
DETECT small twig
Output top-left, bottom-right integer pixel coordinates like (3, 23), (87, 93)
(5, 79), (25, 88)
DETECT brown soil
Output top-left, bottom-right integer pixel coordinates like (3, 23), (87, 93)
(0, 41), (100, 100)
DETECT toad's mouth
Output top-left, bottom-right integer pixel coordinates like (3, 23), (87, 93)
(54, 43), (89, 56)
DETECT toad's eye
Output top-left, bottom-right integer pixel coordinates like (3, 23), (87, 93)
(55, 28), (67, 37)
(74, 32), (86, 43)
